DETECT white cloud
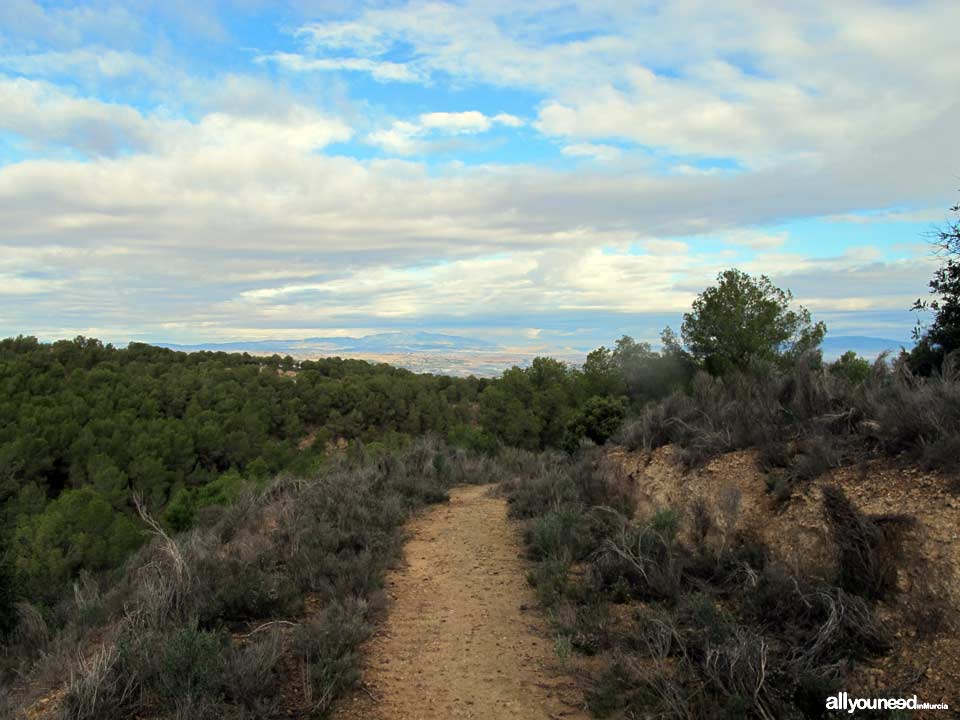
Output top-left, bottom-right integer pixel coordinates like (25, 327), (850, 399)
(258, 51), (425, 83)
(723, 230), (788, 250)
(420, 111), (492, 134)
(367, 110), (523, 154)
(0, 275), (58, 295)
(190, 111), (352, 153)
(0, 74), (352, 157)
(1, 0), (956, 343)
(227, 248), (701, 319)
(492, 113), (524, 128)
(825, 208), (946, 225)
(285, 1), (960, 170)
(0, 131), (938, 336)
(0, 48), (164, 81)
(561, 143), (622, 163)
(295, 20), (393, 57)
(0, 75), (161, 155)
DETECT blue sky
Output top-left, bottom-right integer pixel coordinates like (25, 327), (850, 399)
(1, 0), (958, 354)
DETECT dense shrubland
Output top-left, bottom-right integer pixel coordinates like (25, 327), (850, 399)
(1, 438), (497, 719)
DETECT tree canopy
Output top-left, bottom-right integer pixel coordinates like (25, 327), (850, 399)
(681, 268), (826, 374)
(911, 197), (960, 373)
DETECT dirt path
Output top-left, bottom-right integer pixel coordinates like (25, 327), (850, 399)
(333, 484), (587, 720)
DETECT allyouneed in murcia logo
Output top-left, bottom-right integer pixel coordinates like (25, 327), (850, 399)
(826, 692), (949, 714)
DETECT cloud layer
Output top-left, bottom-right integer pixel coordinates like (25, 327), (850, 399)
(1, 0), (956, 348)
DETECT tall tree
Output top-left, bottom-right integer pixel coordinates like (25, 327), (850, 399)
(911, 197), (960, 373)
(681, 269), (825, 375)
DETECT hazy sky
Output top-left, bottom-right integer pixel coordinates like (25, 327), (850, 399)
(2, 0), (958, 352)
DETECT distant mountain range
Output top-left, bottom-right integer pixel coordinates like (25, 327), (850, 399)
(156, 331), (499, 355)
(153, 332), (910, 374)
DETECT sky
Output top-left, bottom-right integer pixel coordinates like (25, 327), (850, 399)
(1, 0), (958, 354)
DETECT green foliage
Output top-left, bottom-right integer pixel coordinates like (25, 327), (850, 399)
(155, 626), (225, 704)
(528, 509), (587, 561)
(13, 486), (143, 602)
(447, 424), (498, 455)
(829, 350), (871, 385)
(162, 486), (196, 532)
(0, 336), (483, 598)
(481, 340), (690, 453)
(911, 197), (960, 373)
(565, 396), (627, 449)
(479, 382), (542, 450)
(612, 332), (693, 403)
(681, 268), (826, 374)
(294, 597), (372, 714)
(13, 439), (491, 719)
(581, 346), (626, 398)
(0, 552), (16, 639)
(195, 468), (249, 509)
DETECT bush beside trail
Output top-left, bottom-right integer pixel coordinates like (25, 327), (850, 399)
(501, 445), (953, 719)
(1, 438), (497, 720)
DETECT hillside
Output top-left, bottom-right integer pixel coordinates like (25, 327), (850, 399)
(3, 386), (959, 717)
(3, 265), (959, 719)
(611, 446), (960, 708)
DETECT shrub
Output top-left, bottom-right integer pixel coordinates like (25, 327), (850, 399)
(527, 509), (587, 561)
(587, 660), (634, 717)
(595, 508), (685, 602)
(616, 354), (960, 493)
(822, 484), (914, 600)
(527, 557), (571, 607)
(516, 477), (909, 720)
(222, 628), (284, 711)
(200, 563), (298, 626)
(12, 439), (501, 719)
(447, 425), (499, 455)
(0, 554), (18, 640)
(153, 626), (225, 705)
(830, 351), (872, 385)
(572, 451), (637, 517)
(678, 593), (733, 648)
(13, 487), (144, 603)
(505, 465), (581, 519)
(565, 396), (628, 449)
(551, 600), (613, 655)
(57, 645), (133, 720)
(294, 597), (372, 714)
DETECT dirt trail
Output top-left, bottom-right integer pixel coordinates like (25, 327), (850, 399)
(333, 484), (587, 720)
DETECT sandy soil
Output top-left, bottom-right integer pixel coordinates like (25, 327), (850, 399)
(332, 484), (587, 720)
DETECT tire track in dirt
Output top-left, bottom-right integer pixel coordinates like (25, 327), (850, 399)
(333, 484), (587, 720)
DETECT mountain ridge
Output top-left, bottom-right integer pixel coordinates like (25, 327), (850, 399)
(155, 331), (499, 354)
